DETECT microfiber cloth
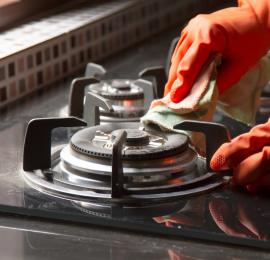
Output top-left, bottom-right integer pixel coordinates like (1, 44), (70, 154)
(141, 53), (270, 155)
(217, 56), (270, 124)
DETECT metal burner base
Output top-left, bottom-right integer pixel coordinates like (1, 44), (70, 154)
(59, 105), (141, 123)
(23, 145), (231, 205)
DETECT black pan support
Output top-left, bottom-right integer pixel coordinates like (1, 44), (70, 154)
(173, 121), (233, 175)
(85, 62), (107, 78)
(111, 130), (127, 198)
(23, 117), (87, 171)
(83, 92), (114, 127)
(68, 77), (100, 118)
(131, 79), (155, 114)
(139, 66), (167, 99)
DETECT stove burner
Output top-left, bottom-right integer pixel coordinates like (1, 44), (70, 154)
(89, 79), (144, 100)
(70, 123), (189, 160)
(111, 79), (131, 89)
(23, 94), (233, 205)
(111, 129), (149, 146)
(60, 62), (167, 123)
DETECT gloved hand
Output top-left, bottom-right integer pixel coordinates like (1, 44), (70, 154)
(210, 118), (270, 186)
(165, 0), (270, 103)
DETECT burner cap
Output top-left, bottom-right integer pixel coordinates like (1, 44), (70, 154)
(111, 129), (149, 146)
(70, 123), (189, 161)
(111, 80), (131, 90)
(88, 79), (144, 100)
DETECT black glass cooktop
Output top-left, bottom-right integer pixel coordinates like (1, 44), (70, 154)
(0, 81), (269, 251)
(0, 19), (270, 250)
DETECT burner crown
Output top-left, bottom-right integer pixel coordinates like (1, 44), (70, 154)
(88, 79), (143, 100)
(111, 129), (149, 146)
(110, 80), (131, 90)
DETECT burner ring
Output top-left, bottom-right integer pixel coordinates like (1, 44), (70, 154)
(70, 123), (189, 161)
(88, 79), (144, 100)
(111, 129), (149, 146)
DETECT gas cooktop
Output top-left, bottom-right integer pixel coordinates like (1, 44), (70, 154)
(0, 31), (269, 252)
(23, 91), (232, 205)
(0, 81), (267, 251)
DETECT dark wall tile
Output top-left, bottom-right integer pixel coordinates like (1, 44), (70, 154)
(0, 86), (7, 101)
(19, 79), (26, 93)
(54, 64), (60, 77)
(70, 35), (76, 48)
(101, 23), (106, 35)
(37, 71), (43, 85)
(87, 48), (92, 59)
(8, 63), (15, 77)
(61, 41), (67, 54)
(86, 30), (91, 42)
(62, 60), (68, 73)
(71, 54), (77, 68)
(27, 55), (33, 69)
(45, 48), (51, 61)
(53, 45), (59, 58)
(36, 51), (42, 65)
(79, 51), (84, 63)
(102, 41), (107, 53)
(0, 67), (6, 81)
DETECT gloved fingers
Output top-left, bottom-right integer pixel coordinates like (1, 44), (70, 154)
(211, 121), (270, 171)
(169, 42), (211, 102)
(165, 33), (192, 97)
(166, 33), (192, 94)
(171, 33), (192, 66)
(171, 29), (189, 63)
(231, 146), (270, 185)
(209, 199), (257, 238)
(168, 32), (193, 80)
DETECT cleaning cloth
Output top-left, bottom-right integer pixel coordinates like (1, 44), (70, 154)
(216, 56), (270, 124)
(141, 53), (270, 154)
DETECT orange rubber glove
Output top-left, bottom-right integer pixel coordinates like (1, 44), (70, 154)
(210, 118), (270, 186)
(165, 0), (270, 103)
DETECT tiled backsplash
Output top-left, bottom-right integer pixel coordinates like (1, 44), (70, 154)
(0, 0), (228, 107)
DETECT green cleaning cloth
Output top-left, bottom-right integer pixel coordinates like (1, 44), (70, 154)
(141, 53), (270, 155)
(217, 56), (270, 124)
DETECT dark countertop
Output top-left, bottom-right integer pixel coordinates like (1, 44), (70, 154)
(0, 214), (269, 260)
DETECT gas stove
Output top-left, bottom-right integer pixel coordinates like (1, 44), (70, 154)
(23, 92), (232, 208)
(13, 87), (269, 251)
